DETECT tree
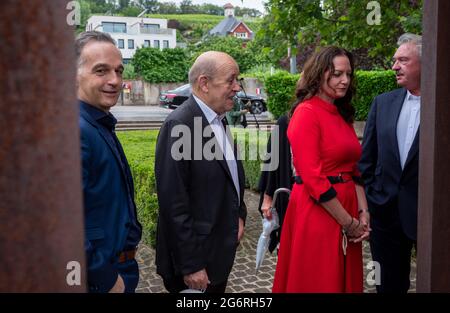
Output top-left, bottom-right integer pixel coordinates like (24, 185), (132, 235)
(180, 0), (197, 14)
(234, 7), (262, 17)
(75, 0), (93, 34)
(189, 36), (260, 73)
(258, 0), (423, 70)
(87, 0), (115, 14)
(198, 4), (223, 16)
(120, 5), (142, 16)
(136, 0), (160, 13)
(118, 0), (130, 10)
(158, 2), (179, 14)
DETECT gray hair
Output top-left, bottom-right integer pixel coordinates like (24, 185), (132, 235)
(75, 31), (116, 68)
(397, 33), (422, 58)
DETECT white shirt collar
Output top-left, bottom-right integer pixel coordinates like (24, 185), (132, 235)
(193, 94), (226, 124)
(406, 90), (421, 101)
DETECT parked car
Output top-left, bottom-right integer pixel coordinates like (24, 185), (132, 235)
(235, 90), (267, 115)
(159, 84), (267, 114)
(159, 84), (191, 110)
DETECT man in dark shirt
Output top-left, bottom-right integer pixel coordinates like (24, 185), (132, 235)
(76, 31), (142, 293)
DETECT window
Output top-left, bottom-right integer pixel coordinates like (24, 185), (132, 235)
(235, 32), (248, 39)
(141, 23), (160, 32)
(144, 40), (150, 48)
(163, 40), (169, 49)
(118, 39), (124, 49)
(128, 39), (134, 49)
(102, 22), (126, 33)
(153, 40), (160, 49)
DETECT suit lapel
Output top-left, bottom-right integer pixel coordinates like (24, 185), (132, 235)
(404, 125), (420, 169)
(187, 98), (234, 183)
(388, 88), (407, 168)
(224, 120), (245, 193)
(223, 118), (245, 193)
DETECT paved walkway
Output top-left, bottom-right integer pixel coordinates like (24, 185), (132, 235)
(135, 190), (416, 293)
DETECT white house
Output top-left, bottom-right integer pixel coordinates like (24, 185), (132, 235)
(86, 15), (177, 63)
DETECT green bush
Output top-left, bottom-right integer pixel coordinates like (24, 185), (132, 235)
(189, 36), (259, 73)
(123, 64), (137, 80)
(231, 128), (269, 190)
(241, 65), (286, 84)
(132, 47), (189, 83)
(265, 71), (300, 119)
(264, 70), (398, 121)
(353, 70), (397, 120)
(116, 130), (159, 247)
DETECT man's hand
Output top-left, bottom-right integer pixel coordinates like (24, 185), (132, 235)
(261, 194), (273, 220)
(184, 269), (210, 291)
(109, 274), (125, 293)
(238, 218), (245, 242)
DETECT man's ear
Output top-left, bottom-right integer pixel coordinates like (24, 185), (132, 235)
(198, 75), (209, 93)
(75, 67), (82, 88)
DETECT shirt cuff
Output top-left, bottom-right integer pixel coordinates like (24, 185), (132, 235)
(318, 187), (337, 202)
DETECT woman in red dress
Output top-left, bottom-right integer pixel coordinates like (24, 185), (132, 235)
(271, 47), (371, 293)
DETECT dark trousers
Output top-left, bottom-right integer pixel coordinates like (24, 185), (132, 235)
(163, 275), (227, 293)
(369, 211), (415, 293)
(117, 258), (140, 293)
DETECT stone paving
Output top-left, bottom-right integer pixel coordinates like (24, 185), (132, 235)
(135, 190), (416, 293)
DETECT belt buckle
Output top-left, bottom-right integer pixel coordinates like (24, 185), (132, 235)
(338, 173), (349, 183)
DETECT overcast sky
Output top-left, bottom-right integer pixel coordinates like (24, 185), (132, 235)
(158, 0), (267, 14)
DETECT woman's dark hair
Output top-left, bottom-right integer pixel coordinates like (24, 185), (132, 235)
(289, 46), (356, 123)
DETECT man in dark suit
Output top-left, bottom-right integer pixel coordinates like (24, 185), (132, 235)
(155, 51), (247, 293)
(359, 33), (422, 293)
(76, 31), (142, 293)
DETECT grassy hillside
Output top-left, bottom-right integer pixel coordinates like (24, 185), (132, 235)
(146, 14), (261, 43)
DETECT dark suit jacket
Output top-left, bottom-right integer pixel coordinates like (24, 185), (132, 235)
(80, 103), (140, 292)
(258, 114), (292, 253)
(155, 95), (247, 285)
(359, 88), (419, 240)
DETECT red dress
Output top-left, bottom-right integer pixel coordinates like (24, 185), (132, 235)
(272, 96), (363, 293)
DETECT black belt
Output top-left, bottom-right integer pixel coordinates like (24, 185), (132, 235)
(294, 174), (360, 185)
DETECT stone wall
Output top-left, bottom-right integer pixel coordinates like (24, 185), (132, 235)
(116, 78), (267, 106)
(240, 77), (267, 99)
(117, 80), (186, 106)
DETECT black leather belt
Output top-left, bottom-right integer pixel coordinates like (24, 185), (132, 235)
(294, 174), (359, 185)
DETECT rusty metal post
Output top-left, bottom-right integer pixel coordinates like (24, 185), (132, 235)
(417, 0), (450, 292)
(0, 0), (85, 292)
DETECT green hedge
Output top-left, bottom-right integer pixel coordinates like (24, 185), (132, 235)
(264, 70), (397, 120)
(116, 130), (159, 247)
(132, 47), (189, 83)
(231, 128), (269, 190)
(265, 72), (300, 119)
(118, 128), (267, 247)
(352, 70), (397, 120)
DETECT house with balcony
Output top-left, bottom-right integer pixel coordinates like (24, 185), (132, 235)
(86, 15), (177, 63)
